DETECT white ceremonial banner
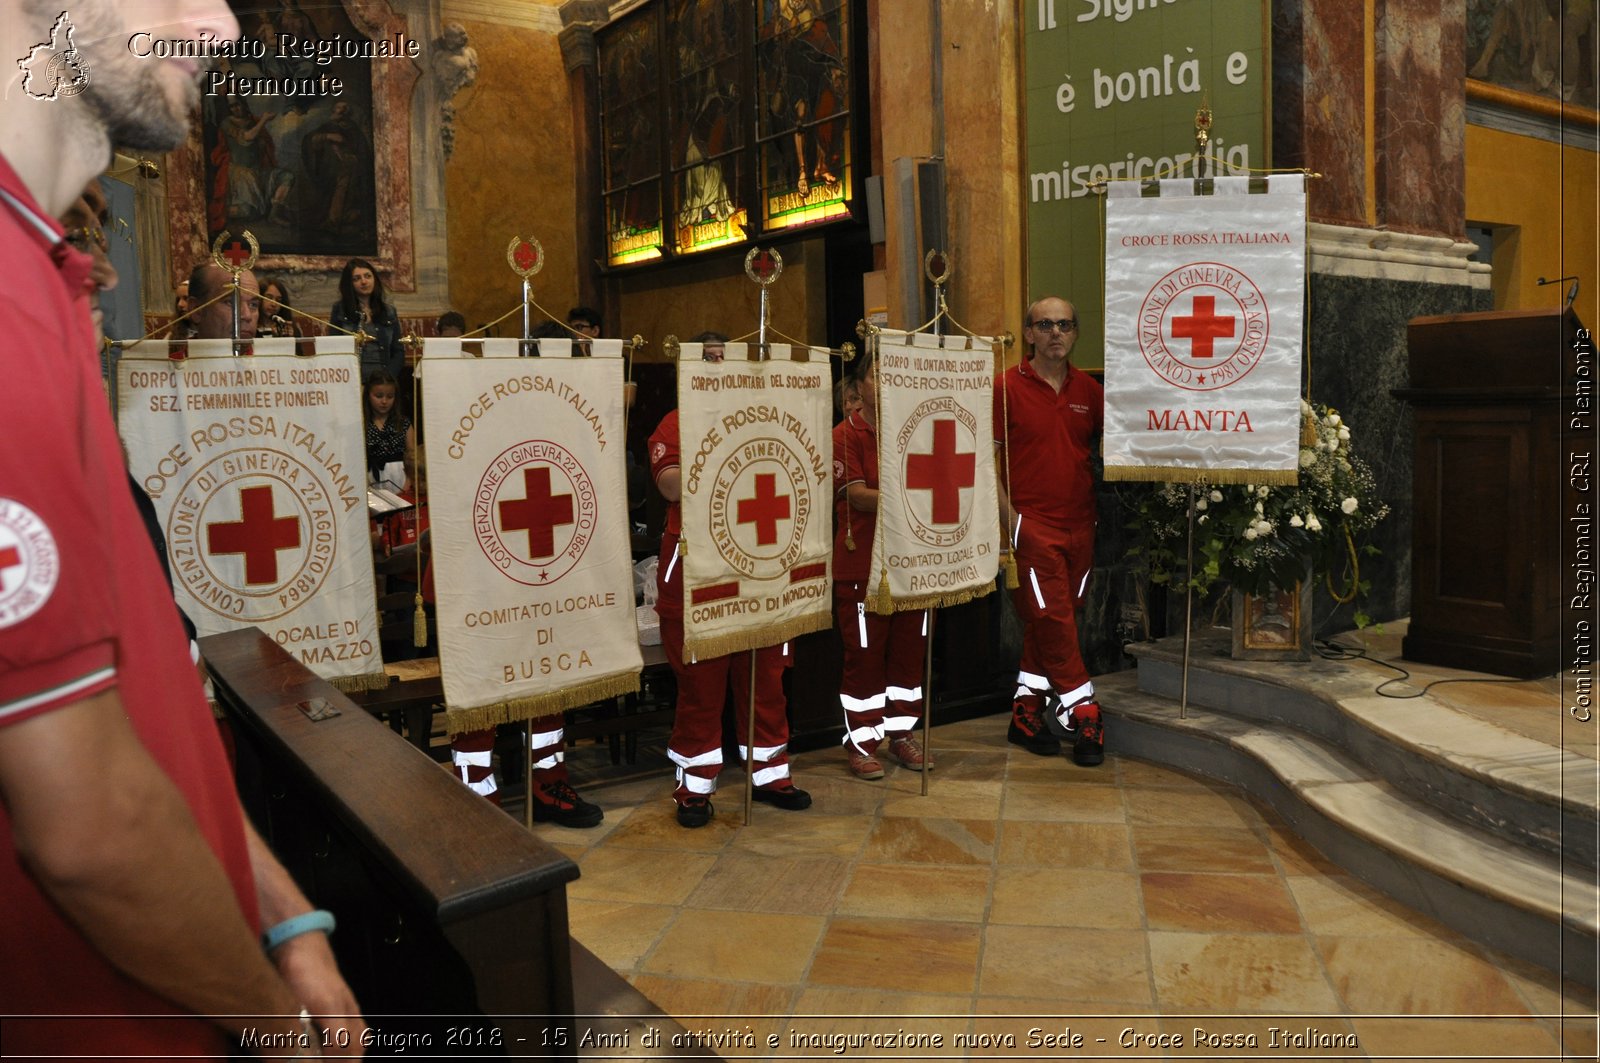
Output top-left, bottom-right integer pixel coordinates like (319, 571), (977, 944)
(116, 344), (385, 691)
(868, 333), (1000, 612)
(678, 342), (833, 658)
(1103, 174), (1307, 484)
(425, 348), (640, 734)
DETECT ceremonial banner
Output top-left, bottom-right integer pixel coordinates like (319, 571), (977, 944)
(867, 333), (1000, 612)
(117, 343), (385, 690)
(424, 341), (640, 733)
(1103, 175), (1306, 483)
(678, 342), (833, 658)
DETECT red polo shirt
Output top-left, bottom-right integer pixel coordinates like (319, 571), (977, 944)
(0, 154), (253, 1058)
(993, 357), (1103, 529)
(832, 412), (877, 583)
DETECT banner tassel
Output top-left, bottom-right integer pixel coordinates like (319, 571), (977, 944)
(876, 568), (893, 613)
(1300, 409), (1318, 448)
(844, 520), (855, 551)
(1002, 550), (1020, 590)
(413, 593), (428, 649)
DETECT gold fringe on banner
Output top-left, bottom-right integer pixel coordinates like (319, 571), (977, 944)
(329, 671), (391, 694)
(684, 609), (831, 662)
(1104, 465), (1300, 486)
(442, 670), (641, 736)
(867, 580), (994, 616)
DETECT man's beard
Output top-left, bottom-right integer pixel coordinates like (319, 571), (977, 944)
(35, 0), (201, 153)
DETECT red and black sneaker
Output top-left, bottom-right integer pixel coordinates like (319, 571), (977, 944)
(1072, 702), (1105, 767)
(531, 779), (604, 828)
(1007, 699), (1061, 757)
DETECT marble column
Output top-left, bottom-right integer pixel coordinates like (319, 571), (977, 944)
(1271, 0), (1486, 629)
(560, 1), (608, 319)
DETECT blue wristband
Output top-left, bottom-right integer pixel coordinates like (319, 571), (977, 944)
(262, 909), (336, 952)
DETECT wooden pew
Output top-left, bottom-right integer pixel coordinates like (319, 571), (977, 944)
(203, 628), (713, 1058)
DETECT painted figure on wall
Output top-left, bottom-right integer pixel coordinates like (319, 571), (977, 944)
(670, 0), (744, 243)
(601, 12), (665, 259)
(1467, 0), (1595, 108)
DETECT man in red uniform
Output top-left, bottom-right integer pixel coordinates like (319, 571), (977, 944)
(648, 337), (811, 827)
(0, 1), (361, 1054)
(994, 296), (1106, 766)
(832, 349), (932, 778)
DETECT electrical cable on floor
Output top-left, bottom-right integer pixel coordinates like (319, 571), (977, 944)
(1313, 637), (1532, 699)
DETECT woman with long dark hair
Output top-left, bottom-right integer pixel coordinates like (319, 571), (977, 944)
(330, 257), (403, 381)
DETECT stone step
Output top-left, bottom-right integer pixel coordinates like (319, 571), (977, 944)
(1098, 670), (1598, 988)
(1127, 631), (1599, 869)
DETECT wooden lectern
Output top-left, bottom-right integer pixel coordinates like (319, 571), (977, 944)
(1396, 307), (1589, 678)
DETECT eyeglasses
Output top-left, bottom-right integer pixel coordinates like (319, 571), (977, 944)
(1029, 318), (1078, 333)
(63, 225), (107, 253)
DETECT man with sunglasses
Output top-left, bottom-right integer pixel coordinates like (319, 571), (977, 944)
(994, 296), (1106, 767)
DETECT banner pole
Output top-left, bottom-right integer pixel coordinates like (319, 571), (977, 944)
(525, 724), (534, 830)
(919, 250), (952, 797)
(743, 248), (782, 825)
(1181, 481), (1197, 720)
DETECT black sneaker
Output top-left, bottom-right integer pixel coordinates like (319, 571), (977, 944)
(1072, 703), (1105, 767)
(531, 780), (604, 828)
(676, 794), (714, 828)
(1007, 701), (1061, 756)
(752, 784), (813, 811)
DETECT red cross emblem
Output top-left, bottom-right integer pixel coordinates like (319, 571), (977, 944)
(206, 485), (301, 585)
(499, 466), (574, 561)
(736, 472), (791, 546)
(513, 241), (539, 272)
(906, 419), (976, 525)
(750, 250), (778, 281)
(0, 545), (20, 582)
(1171, 295), (1236, 359)
(223, 240), (251, 269)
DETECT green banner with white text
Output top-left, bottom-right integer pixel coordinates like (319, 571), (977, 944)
(1024, 0), (1269, 370)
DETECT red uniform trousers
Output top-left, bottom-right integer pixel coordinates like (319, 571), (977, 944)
(660, 614), (793, 797)
(835, 586), (928, 755)
(451, 717), (567, 801)
(1010, 515), (1096, 723)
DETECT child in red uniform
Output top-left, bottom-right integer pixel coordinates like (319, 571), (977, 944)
(832, 349), (933, 777)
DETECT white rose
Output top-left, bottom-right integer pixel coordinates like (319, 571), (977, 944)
(1338, 426), (1351, 442)
(1300, 400), (1313, 417)
(1256, 520), (1274, 536)
(1300, 449), (1317, 468)
(1244, 527), (1259, 541)
(1307, 513), (1322, 532)
(1329, 413), (1342, 427)
(1254, 501), (1264, 515)
(1342, 497), (1359, 514)
(1245, 483), (1255, 492)
(1258, 485), (1270, 498)
(1195, 498), (1208, 511)
(1290, 514), (1304, 528)
(1198, 514), (1208, 524)
(1210, 489), (1223, 502)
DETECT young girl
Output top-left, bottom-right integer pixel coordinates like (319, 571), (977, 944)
(363, 369), (415, 493)
(331, 258), (405, 383)
(832, 348), (933, 778)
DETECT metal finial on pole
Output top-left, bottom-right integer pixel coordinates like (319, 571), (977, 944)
(210, 230), (258, 357)
(506, 236), (544, 358)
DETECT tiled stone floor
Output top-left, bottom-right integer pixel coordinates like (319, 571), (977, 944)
(522, 711), (1599, 1061)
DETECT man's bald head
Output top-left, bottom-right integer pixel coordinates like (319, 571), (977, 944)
(187, 263), (259, 340)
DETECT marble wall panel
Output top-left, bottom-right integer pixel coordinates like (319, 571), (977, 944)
(1273, 0), (1370, 227)
(1376, 0), (1467, 238)
(1304, 271), (1488, 629)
